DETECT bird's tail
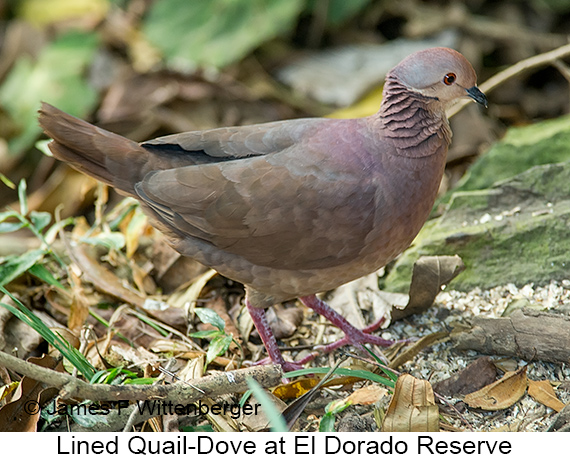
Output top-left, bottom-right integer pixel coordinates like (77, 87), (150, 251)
(38, 102), (151, 197)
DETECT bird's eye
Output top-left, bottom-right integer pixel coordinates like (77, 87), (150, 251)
(443, 73), (457, 85)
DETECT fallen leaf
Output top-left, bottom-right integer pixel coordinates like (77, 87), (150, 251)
(528, 380), (566, 412)
(0, 382), (18, 403)
(166, 269), (218, 309)
(122, 206), (148, 259)
(66, 237), (146, 307)
(389, 331), (449, 369)
(382, 374), (439, 432)
(265, 304), (304, 340)
(464, 366), (528, 411)
(392, 255), (465, 321)
(345, 384), (388, 406)
(273, 378), (320, 401)
(67, 269), (91, 332)
(433, 356), (497, 397)
(0, 354), (61, 432)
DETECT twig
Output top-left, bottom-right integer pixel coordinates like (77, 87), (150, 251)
(552, 59), (570, 83)
(448, 42), (570, 118)
(0, 349), (281, 402)
(391, 1), (566, 49)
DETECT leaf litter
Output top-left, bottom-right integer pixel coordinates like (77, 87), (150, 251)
(1, 0), (570, 433)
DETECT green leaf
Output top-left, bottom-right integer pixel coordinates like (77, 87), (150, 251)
(247, 378), (288, 432)
(307, 0), (372, 25)
(124, 377), (156, 385)
(0, 30), (99, 156)
(101, 366), (122, 384)
(18, 179), (28, 216)
(143, 0), (305, 70)
(319, 412), (337, 432)
(206, 334), (233, 366)
(89, 370), (110, 385)
(28, 263), (67, 291)
(0, 248), (46, 287)
(194, 307), (225, 331)
(0, 173), (16, 189)
(284, 366), (395, 389)
(80, 232), (126, 251)
(0, 210), (20, 222)
(361, 345), (398, 382)
(190, 329), (223, 339)
(30, 211), (52, 232)
(0, 286), (96, 380)
(44, 216), (75, 243)
(325, 398), (351, 416)
(0, 221), (26, 233)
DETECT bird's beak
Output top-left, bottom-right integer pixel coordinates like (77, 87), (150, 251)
(466, 86), (488, 108)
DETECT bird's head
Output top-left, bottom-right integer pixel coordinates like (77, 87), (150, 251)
(390, 47), (487, 108)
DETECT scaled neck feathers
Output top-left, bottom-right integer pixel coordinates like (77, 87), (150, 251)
(379, 75), (452, 158)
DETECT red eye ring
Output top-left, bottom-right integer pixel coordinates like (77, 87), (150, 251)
(443, 73), (457, 85)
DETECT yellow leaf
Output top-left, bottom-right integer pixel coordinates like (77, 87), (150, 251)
(19, 0), (109, 27)
(464, 367), (528, 411)
(326, 86), (384, 119)
(273, 378), (320, 400)
(0, 382), (19, 402)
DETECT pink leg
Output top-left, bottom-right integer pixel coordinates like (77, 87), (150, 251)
(247, 295), (397, 371)
(246, 300), (304, 372)
(299, 294), (393, 347)
(285, 294), (395, 365)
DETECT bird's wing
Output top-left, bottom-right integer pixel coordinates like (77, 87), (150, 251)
(142, 118), (327, 161)
(136, 124), (382, 271)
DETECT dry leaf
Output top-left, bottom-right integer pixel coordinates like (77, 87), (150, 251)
(0, 355), (61, 432)
(464, 366), (528, 411)
(122, 207), (148, 259)
(382, 374), (439, 432)
(0, 382), (18, 403)
(389, 331), (448, 369)
(265, 304), (304, 340)
(528, 380), (566, 412)
(67, 269), (91, 331)
(393, 255), (465, 321)
(325, 385), (388, 425)
(68, 240), (146, 307)
(166, 269), (217, 309)
(433, 356), (497, 397)
(273, 378), (320, 401)
(149, 235), (210, 293)
(345, 384), (388, 406)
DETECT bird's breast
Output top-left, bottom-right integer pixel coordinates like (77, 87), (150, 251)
(362, 141), (448, 267)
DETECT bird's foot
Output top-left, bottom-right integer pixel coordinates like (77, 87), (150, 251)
(247, 295), (401, 372)
(251, 356), (306, 373)
(294, 294), (400, 364)
(290, 324), (396, 366)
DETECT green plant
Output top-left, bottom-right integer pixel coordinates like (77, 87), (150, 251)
(190, 307), (242, 370)
(0, 286), (96, 380)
